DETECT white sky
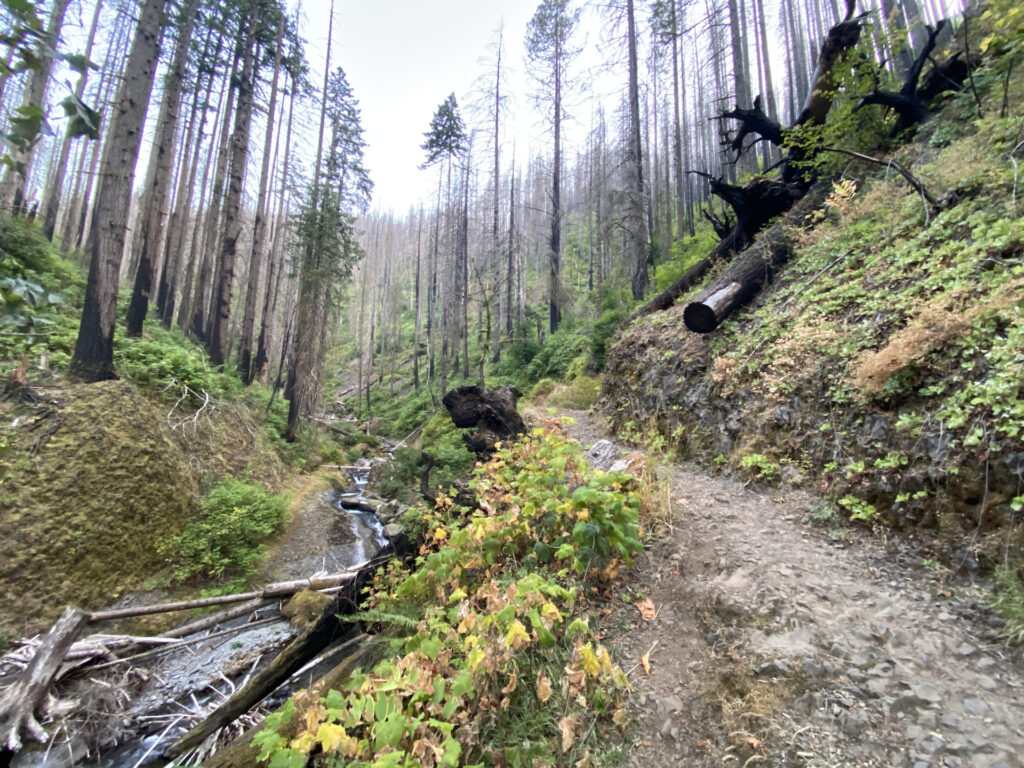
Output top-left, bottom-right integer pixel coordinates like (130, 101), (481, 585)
(304, 0), (608, 213)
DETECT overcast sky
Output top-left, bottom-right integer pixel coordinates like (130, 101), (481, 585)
(304, 0), (607, 213)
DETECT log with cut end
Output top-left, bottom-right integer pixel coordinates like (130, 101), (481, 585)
(683, 185), (829, 333)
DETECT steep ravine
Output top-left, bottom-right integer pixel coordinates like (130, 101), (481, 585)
(555, 410), (1024, 767)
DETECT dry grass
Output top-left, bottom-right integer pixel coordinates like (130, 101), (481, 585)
(852, 280), (1024, 395)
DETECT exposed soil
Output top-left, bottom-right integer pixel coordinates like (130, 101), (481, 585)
(555, 411), (1024, 768)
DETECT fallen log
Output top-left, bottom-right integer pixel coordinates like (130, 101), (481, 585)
(86, 567), (367, 623)
(683, 185), (830, 333)
(0, 607), (87, 753)
(164, 546), (405, 759)
(202, 634), (388, 768)
(628, 230), (736, 321)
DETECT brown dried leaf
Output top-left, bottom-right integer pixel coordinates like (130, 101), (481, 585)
(536, 670), (553, 703)
(640, 651), (651, 677)
(635, 598), (657, 620)
(558, 715), (578, 753)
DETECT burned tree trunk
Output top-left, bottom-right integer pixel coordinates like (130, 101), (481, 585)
(633, 0), (866, 324)
(442, 385), (526, 460)
(683, 185), (829, 333)
(856, 21), (955, 134)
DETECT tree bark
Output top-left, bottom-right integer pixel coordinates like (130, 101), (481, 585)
(69, 0), (166, 382)
(208, 3), (260, 367)
(39, 0), (102, 240)
(125, 0), (200, 337)
(238, 12), (285, 383)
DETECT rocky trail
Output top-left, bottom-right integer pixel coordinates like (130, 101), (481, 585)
(555, 410), (1024, 768)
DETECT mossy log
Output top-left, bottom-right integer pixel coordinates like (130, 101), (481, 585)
(683, 186), (830, 333)
(201, 634), (388, 768)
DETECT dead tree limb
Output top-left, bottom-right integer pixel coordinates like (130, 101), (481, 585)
(163, 547), (405, 759)
(716, 95), (785, 158)
(819, 147), (941, 214)
(856, 21), (954, 133)
(0, 607), (87, 753)
(86, 569), (366, 623)
(202, 634), (389, 768)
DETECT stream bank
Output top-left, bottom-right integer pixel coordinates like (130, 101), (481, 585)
(2, 459), (403, 768)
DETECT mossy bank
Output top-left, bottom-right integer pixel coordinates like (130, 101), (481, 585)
(0, 379), (287, 637)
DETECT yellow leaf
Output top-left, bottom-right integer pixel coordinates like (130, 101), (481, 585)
(504, 619), (530, 650)
(612, 707), (628, 727)
(558, 715), (578, 753)
(317, 722), (347, 752)
(457, 612), (478, 634)
(579, 643), (600, 677)
(540, 601), (562, 622)
(536, 670), (553, 703)
(640, 652), (651, 677)
(304, 706), (322, 732)
(290, 731), (317, 754)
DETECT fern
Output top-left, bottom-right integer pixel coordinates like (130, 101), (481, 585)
(340, 607), (420, 631)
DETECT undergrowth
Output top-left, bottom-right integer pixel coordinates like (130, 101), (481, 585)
(163, 478), (288, 585)
(253, 424), (643, 767)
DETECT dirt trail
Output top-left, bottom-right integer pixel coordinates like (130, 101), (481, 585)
(556, 410), (1024, 768)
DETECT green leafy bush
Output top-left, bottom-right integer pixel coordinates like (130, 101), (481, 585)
(549, 376), (601, 410)
(991, 563), (1024, 646)
(254, 424), (640, 766)
(530, 378), (557, 399)
(166, 478), (287, 583)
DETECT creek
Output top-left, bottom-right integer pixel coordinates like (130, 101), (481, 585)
(9, 463), (395, 768)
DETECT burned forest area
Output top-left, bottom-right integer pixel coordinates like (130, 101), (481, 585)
(1, 0), (1024, 766)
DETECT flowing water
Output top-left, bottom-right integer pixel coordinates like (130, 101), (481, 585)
(11, 464), (393, 768)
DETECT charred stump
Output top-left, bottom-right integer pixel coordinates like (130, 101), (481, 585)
(856, 21), (960, 134)
(442, 385), (526, 460)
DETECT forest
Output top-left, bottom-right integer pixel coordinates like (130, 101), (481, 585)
(2, 0), (1024, 765)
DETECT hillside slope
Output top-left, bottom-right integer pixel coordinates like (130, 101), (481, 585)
(600, 28), (1023, 571)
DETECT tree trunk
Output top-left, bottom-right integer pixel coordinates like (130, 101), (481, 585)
(208, 4), (260, 367)
(69, 0), (166, 382)
(190, 45), (240, 341)
(39, 0), (102, 241)
(682, 184), (829, 332)
(238, 12), (285, 383)
(125, 0), (199, 337)
(254, 49), (298, 382)
(0, 0), (72, 213)
(626, 0), (648, 300)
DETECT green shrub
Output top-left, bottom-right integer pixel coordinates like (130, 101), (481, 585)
(420, 412), (474, 493)
(167, 478), (288, 583)
(530, 378), (557, 399)
(991, 563), (1024, 646)
(549, 376), (601, 410)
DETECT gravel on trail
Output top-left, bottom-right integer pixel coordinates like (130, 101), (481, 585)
(557, 411), (1024, 768)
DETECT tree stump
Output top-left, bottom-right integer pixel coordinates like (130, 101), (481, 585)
(442, 385), (526, 460)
